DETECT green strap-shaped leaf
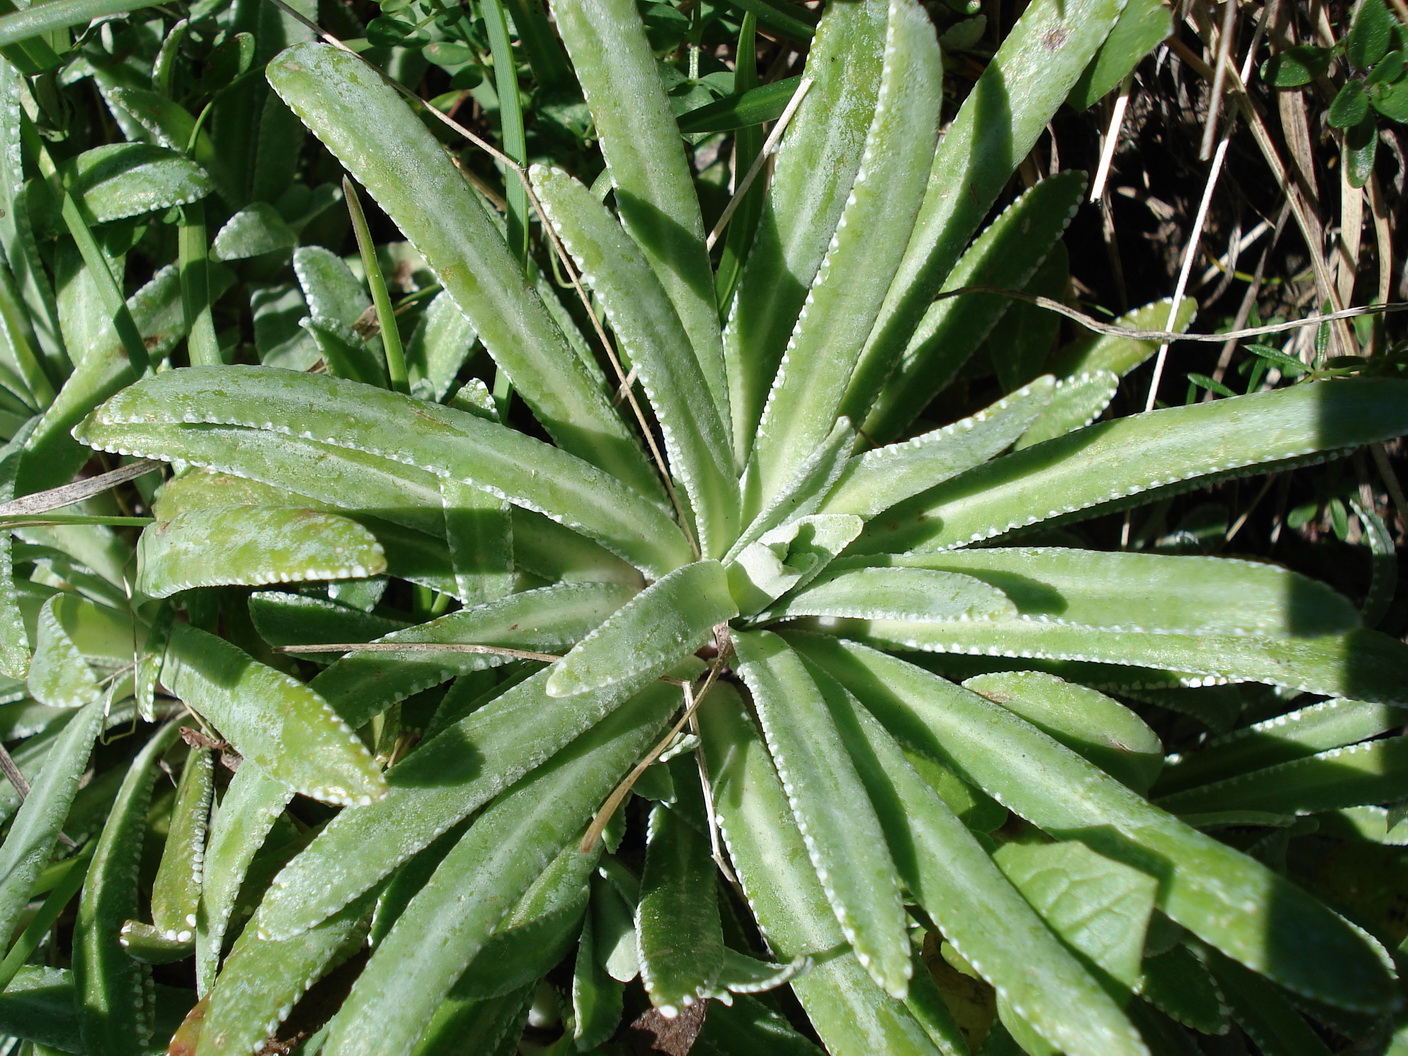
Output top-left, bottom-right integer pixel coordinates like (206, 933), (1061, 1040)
(872, 547), (1359, 637)
(0, 698), (103, 949)
(162, 622), (387, 806)
(75, 721), (183, 1056)
(856, 0), (1127, 428)
(547, 560), (735, 697)
(573, 911), (624, 1049)
(137, 506), (387, 598)
(993, 841), (1158, 991)
(311, 581), (635, 728)
(550, 0), (726, 428)
(150, 746), (214, 941)
(721, 0), (888, 466)
(1157, 735), (1408, 816)
(1157, 697), (1404, 795)
(964, 671), (1163, 793)
(763, 566), (1016, 623)
(442, 476), (513, 606)
(744, 0), (943, 516)
(407, 289), (479, 403)
(814, 670), (1149, 1056)
(732, 630), (910, 998)
(256, 658), (701, 942)
(78, 365), (692, 578)
(195, 764), (293, 996)
(265, 43), (661, 499)
(838, 617), (1408, 706)
(1137, 941), (1228, 1034)
(195, 892), (375, 1056)
(1068, 0), (1175, 109)
(850, 174), (1085, 438)
(1014, 370), (1121, 450)
(858, 378), (1408, 554)
(1209, 952), (1335, 1056)
(821, 376), (1054, 521)
(531, 164), (738, 557)
(698, 685), (948, 1055)
(0, 432), (33, 679)
(636, 803), (724, 1015)
(315, 680), (679, 1056)
(796, 636), (1397, 1014)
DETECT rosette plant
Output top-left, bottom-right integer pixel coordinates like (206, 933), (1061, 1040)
(11, 0), (1408, 1052)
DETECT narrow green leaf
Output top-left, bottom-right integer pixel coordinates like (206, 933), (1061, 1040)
(763, 566), (1017, 623)
(195, 892), (375, 1056)
(637, 804), (724, 1015)
(699, 685), (948, 1055)
(731, 417), (856, 558)
(1015, 370), (1120, 449)
(1137, 941), (1228, 1034)
(964, 671), (1163, 793)
(150, 746), (214, 940)
(857, 379), (1408, 554)
(851, 175), (1084, 438)
(265, 43), (661, 498)
(195, 764), (293, 996)
(63, 143), (212, 223)
(552, 0), (727, 423)
(725, 513), (863, 616)
(1050, 296), (1197, 379)
(138, 506), (387, 598)
(316, 681), (678, 1056)
(0, 0), (152, 47)
(0, 698), (103, 949)
(531, 164), (739, 556)
(77, 365), (693, 578)
(256, 658), (700, 942)
(858, 0), (1126, 424)
(26, 594), (101, 708)
(162, 622), (387, 806)
(798, 637), (1397, 1014)
(722, 0), (888, 465)
(856, 547), (1360, 638)
(822, 376), (1054, 520)
(994, 841), (1158, 990)
(547, 560), (735, 697)
(573, 911), (624, 1049)
(745, 0), (943, 514)
(1067, 0), (1173, 109)
(733, 630), (910, 997)
(814, 672), (1149, 1056)
(1210, 952), (1335, 1056)
(75, 721), (183, 1056)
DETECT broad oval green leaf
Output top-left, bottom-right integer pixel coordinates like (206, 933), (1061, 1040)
(138, 506), (387, 598)
(64, 143), (212, 223)
(162, 623), (387, 807)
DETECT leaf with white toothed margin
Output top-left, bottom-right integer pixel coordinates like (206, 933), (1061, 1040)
(254, 657), (703, 943)
(760, 566), (1016, 623)
(546, 560), (735, 698)
(1014, 370), (1120, 450)
(698, 685), (948, 1055)
(137, 506), (387, 599)
(76, 365), (692, 579)
(820, 376), (1054, 521)
(315, 679), (679, 1056)
(732, 630), (911, 999)
(726, 514), (863, 617)
(793, 636), (1398, 1015)
(27, 595), (100, 708)
(855, 378), (1408, 554)
(264, 43), (662, 499)
(150, 746), (214, 939)
(162, 623), (387, 807)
